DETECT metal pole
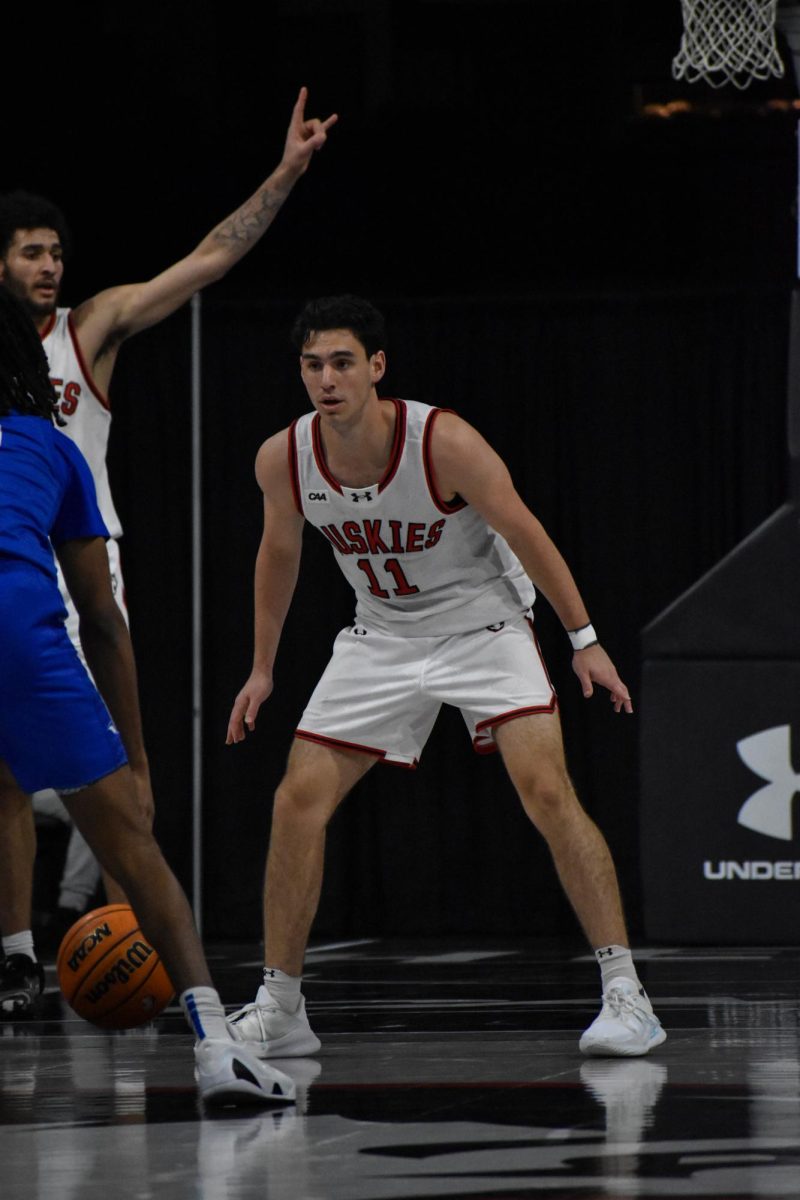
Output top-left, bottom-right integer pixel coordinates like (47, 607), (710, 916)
(190, 292), (203, 934)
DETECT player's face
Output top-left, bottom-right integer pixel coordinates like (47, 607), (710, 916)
(0, 227), (64, 319)
(299, 328), (385, 423)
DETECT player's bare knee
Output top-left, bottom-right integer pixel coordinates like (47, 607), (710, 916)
(98, 827), (158, 886)
(272, 773), (340, 827)
(516, 769), (575, 831)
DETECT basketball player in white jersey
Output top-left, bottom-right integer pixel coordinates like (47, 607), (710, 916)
(226, 294), (666, 1059)
(0, 89), (336, 1011)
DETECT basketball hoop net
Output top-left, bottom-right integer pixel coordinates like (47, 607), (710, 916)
(672, 0), (785, 89)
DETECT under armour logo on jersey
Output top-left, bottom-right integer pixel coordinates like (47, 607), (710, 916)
(307, 491), (329, 503)
(349, 489), (373, 503)
(736, 725), (800, 842)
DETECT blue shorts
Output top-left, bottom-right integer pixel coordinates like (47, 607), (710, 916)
(0, 564), (127, 793)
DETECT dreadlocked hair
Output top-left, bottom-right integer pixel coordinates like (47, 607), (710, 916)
(0, 287), (61, 423)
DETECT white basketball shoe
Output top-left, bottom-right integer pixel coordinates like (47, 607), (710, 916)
(194, 1037), (297, 1106)
(228, 986), (321, 1058)
(579, 977), (666, 1057)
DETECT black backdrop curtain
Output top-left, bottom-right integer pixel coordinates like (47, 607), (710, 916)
(107, 286), (790, 940)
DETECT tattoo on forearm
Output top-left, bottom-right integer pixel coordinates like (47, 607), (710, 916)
(212, 184), (290, 248)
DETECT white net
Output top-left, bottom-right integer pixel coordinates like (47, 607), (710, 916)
(672, 0), (785, 89)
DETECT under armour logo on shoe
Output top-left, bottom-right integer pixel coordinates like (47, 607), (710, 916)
(595, 947), (615, 959)
(263, 968), (277, 979)
(736, 725), (800, 842)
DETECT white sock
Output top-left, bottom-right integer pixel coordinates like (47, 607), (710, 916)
(179, 986), (230, 1041)
(262, 966), (302, 1013)
(2, 932), (36, 963)
(594, 944), (642, 992)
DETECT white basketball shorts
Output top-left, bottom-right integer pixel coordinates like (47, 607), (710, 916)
(56, 537), (129, 669)
(295, 610), (557, 767)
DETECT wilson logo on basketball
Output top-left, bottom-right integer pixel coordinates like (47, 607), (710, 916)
(67, 921), (113, 973)
(84, 940), (154, 1006)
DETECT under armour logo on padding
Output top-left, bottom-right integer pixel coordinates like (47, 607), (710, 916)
(736, 725), (800, 842)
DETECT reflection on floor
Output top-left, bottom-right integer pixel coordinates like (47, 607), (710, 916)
(2, 938), (800, 1198)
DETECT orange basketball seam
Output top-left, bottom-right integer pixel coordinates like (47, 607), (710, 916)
(63, 924), (143, 1005)
(57, 904), (173, 1028)
(56, 903), (132, 978)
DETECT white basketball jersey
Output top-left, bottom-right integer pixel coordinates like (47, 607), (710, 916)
(290, 398), (535, 636)
(41, 308), (122, 538)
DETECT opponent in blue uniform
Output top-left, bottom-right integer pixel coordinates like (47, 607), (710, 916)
(0, 288), (296, 1107)
(0, 412), (127, 793)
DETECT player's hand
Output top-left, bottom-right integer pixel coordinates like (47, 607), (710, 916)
(571, 644), (633, 714)
(226, 669), (274, 743)
(281, 86), (338, 176)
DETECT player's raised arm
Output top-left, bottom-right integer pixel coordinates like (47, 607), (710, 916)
(429, 411), (633, 713)
(73, 88), (337, 374)
(226, 432), (306, 744)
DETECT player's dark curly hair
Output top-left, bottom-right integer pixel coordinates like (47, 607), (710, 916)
(291, 294), (387, 358)
(0, 287), (61, 422)
(0, 190), (71, 259)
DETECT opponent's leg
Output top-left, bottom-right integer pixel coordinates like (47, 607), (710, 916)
(64, 765), (296, 1105)
(495, 714), (665, 1057)
(230, 737), (375, 1056)
(65, 766), (209, 992)
(0, 763), (45, 1014)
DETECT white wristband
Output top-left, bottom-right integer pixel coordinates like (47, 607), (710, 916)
(568, 623), (598, 652)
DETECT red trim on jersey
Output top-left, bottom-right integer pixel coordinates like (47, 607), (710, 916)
(310, 398), (407, 496)
(310, 412), (343, 493)
(422, 408), (468, 515)
(39, 312), (57, 341)
(66, 312), (110, 411)
(294, 729), (418, 769)
(288, 420), (303, 516)
(377, 398), (406, 492)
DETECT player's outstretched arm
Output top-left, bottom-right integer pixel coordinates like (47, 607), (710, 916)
(73, 88), (337, 368)
(226, 433), (305, 744)
(429, 411), (633, 714)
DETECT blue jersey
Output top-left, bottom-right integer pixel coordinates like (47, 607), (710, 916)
(0, 412), (125, 794)
(0, 412), (108, 581)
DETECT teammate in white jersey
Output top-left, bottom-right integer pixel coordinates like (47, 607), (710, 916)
(226, 295), (666, 1059)
(0, 89), (336, 1000)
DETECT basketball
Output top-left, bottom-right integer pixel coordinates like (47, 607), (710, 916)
(56, 904), (175, 1030)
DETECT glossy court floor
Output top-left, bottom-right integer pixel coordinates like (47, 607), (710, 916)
(1, 938), (799, 1199)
